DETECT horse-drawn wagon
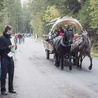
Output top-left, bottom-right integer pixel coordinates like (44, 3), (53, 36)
(43, 17), (82, 58)
(43, 17), (92, 70)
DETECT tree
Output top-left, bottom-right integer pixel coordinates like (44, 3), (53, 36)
(43, 5), (61, 22)
(0, 0), (22, 33)
(22, 2), (32, 33)
(28, 0), (48, 36)
(14, 0), (24, 33)
(90, 0), (98, 28)
(0, 0), (6, 34)
(77, 0), (91, 28)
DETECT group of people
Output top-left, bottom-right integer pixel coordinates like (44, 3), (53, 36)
(14, 33), (25, 44)
(0, 25), (17, 95)
(46, 26), (89, 47)
(46, 26), (74, 44)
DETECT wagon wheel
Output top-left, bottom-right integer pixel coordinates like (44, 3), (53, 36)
(46, 49), (50, 59)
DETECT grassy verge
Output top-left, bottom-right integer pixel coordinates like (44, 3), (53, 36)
(91, 52), (98, 58)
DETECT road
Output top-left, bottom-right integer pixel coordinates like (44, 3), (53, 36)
(0, 38), (98, 98)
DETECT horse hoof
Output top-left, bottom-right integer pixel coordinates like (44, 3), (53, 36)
(79, 68), (82, 70)
(89, 66), (92, 70)
(55, 64), (59, 67)
(69, 66), (72, 71)
(56, 65), (60, 67)
(54, 62), (59, 67)
(61, 67), (64, 70)
(79, 66), (82, 70)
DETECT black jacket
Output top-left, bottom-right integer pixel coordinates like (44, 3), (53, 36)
(0, 32), (12, 59)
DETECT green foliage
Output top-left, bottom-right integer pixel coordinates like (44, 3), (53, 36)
(65, 0), (82, 14)
(0, 0), (97, 53)
(90, 0), (98, 28)
(30, 12), (44, 36)
(0, 0), (31, 34)
(77, 0), (91, 28)
(28, 0), (48, 36)
(43, 5), (61, 22)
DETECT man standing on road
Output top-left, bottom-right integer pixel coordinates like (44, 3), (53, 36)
(0, 25), (17, 95)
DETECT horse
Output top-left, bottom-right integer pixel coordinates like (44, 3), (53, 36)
(77, 32), (92, 70)
(53, 32), (72, 70)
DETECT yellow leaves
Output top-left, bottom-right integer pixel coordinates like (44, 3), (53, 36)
(43, 5), (61, 22)
(30, 12), (44, 35)
(90, 0), (98, 10)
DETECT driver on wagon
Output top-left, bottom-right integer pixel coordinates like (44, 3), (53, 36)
(57, 27), (64, 36)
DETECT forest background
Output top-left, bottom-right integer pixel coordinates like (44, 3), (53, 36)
(0, 0), (98, 54)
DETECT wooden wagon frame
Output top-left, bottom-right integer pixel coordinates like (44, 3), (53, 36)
(43, 16), (83, 59)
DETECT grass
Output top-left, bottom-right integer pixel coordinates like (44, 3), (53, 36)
(91, 52), (98, 58)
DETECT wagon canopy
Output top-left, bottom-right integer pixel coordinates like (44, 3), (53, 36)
(51, 17), (83, 31)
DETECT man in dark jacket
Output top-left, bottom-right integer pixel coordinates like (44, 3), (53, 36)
(0, 25), (16, 95)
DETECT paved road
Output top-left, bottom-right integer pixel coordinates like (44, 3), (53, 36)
(0, 38), (98, 98)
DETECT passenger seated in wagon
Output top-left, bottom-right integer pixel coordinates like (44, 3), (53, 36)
(46, 27), (65, 41)
(57, 27), (64, 36)
(45, 30), (55, 42)
(45, 27), (71, 43)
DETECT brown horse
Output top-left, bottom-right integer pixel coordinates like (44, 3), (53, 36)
(77, 32), (92, 70)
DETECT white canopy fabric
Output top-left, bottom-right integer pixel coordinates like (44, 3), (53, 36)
(51, 17), (83, 31)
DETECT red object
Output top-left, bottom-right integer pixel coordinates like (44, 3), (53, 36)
(57, 29), (64, 36)
(15, 35), (18, 39)
(74, 35), (79, 41)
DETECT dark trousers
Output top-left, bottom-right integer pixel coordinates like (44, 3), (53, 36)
(1, 57), (14, 92)
(19, 38), (21, 44)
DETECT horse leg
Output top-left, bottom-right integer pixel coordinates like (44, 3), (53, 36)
(75, 47), (79, 68)
(74, 51), (79, 67)
(77, 57), (80, 68)
(61, 56), (64, 70)
(68, 53), (72, 70)
(79, 55), (83, 70)
(87, 53), (92, 70)
(54, 52), (59, 67)
(78, 48), (83, 70)
(72, 52), (76, 65)
(78, 51), (83, 70)
(76, 51), (80, 68)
